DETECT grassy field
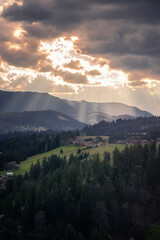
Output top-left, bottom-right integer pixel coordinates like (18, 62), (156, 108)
(83, 144), (126, 160)
(1, 146), (84, 176)
(1, 144), (126, 176)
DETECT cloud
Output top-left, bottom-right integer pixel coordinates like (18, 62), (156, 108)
(3, 1), (160, 25)
(0, 17), (14, 42)
(1, 0), (160, 89)
(86, 70), (101, 76)
(24, 22), (60, 39)
(0, 73), (76, 94)
(35, 58), (54, 72)
(2, 2), (52, 22)
(0, 46), (42, 67)
(23, 76), (54, 92)
(8, 76), (28, 90)
(0, 21), (44, 68)
(22, 75), (75, 93)
(0, 77), (10, 90)
(63, 60), (83, 70)
(2, 0), (86, 32)
(89, 1), (160, 24)
(52, 84), (75, 93)
(80, 22), (160, 58)
(77, 21), (160, 84)
(110, 56), (151, 71)
(60, 71), (88, 84)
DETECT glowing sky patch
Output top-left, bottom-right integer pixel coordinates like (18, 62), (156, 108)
(40, 37), (128, 87)
(0, 26), (157, 94)
(13, 26), (25, 38)
(0, 34), (157, 95)
(0, 0), (157, 93)
(0, 0), (22, 13)
(1, 60), (36, 83)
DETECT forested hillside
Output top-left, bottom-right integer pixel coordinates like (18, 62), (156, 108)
(83, 117), (160, 137)
(0, 110), (85, 134)
(0, 142), (160, 240)
(0, 130), (79, 170)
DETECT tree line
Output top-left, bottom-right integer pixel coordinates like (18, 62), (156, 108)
(83, 117), (160, 139)
(0, 130), (79, 170)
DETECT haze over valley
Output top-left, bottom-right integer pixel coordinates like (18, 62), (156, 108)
(0, 90), (153, 133)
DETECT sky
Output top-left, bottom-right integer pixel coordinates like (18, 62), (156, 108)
(0, 0), (160, 115)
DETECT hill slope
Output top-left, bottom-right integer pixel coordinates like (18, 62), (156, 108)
(83, 117), (160, 136)
(87, 112), (135, 124)
(0, 90), (153, 123)
(0, 110), (86, 134)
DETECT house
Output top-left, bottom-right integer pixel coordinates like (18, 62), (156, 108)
(6, 172), (14, 178)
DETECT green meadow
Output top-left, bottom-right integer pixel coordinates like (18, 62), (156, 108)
(0, 146), (83, 176)
(83, 144), (126, 159)
(14, 145), (86, 175)
(1, 144), (127, 175)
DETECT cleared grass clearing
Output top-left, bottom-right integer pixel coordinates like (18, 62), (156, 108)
(1, 144), (126, 176)
(12, 146), (84, 175)
(83, 144), (126, 160)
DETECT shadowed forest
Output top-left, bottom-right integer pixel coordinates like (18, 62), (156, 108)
(0, 141), (160, 240)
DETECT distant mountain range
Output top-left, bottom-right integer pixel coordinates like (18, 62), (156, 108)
(87, 112), (135, 125)
(0, 110), (86, 134)
(0, 91), (153, 125)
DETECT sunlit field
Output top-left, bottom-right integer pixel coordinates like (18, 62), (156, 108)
(14, 146), (85, 175)
(83, 144), (126, 160)
(0, 144), (126, 175)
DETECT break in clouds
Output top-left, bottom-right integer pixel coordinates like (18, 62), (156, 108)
(1, 0), (160, 114)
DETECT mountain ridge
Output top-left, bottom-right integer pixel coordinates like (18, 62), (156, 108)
(0, 90), (153, 124)
(0, 110), (86, 134)
(87, 112), (135, 125)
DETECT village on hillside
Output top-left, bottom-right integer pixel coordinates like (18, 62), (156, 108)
(72, 135), (109, 147)
(71, 134), (160, 146)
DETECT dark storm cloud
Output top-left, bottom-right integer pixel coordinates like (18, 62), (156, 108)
(37, 59), (54, 72)
(86, 70), (101, 76)
(2, 0), (87, 32)
(127, 80), (147, 87)
(2, 2), (52, 22)
(2, 0), (160, 83)
(79, 20), (160, 81)
(63, 60), (83, 70)
(109, 56), (151, 71)
(89, 1), (160, 25)
(60, 71), (88, 84)
(2, 0), (160, 26)
(2, 1), (160, 43)
(84, 27), (160, 58)
(0, 44), (42, 68)
(0, 18), (14, 42)
(24, 23), (60, 39)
